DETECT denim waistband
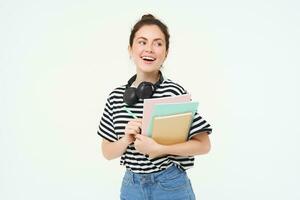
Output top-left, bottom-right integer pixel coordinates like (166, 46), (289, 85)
(124, 164), (186, 184)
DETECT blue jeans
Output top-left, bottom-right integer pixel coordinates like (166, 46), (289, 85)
(120, 164), (196, 200)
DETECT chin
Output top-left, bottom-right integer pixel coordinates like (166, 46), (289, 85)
(137, 65), (161, 73)
(138, 68), (160, 74)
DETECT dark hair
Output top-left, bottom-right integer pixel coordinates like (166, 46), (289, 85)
(129, 14), (170, 51)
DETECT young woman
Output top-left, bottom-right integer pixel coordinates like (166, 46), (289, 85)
(98, 14), (212, 200)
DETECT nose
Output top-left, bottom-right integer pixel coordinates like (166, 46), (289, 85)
(145, 43), (153, 52)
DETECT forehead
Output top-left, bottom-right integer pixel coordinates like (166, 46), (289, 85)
(134, 25), (165, 41)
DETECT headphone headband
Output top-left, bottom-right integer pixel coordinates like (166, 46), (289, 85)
(126, 71), (164, 88)
(123, 71), (164, 106)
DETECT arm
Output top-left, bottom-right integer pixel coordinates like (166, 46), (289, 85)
(101, 118), (142, 160)
(158, 132), (211, 157)
(101, 138), (131, 160)
(134, 131), (211, 158)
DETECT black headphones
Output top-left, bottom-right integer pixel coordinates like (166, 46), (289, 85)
(123, 71), (164, 106)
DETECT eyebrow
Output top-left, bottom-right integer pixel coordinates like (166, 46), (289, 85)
(136, 37), (164, 42)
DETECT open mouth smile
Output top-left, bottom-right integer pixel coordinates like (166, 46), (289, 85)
(141, 56), (156, 63)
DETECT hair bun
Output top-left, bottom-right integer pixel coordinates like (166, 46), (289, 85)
(141, 14), (155, 20)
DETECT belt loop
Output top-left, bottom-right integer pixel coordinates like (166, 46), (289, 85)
(151, 173), (155, 183)
(175, 164), (185, 173)
(130, 171), (135, 184)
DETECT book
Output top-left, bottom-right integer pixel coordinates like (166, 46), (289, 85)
(152, 112), (193, 145)
(142, 94), (191, 136)
(147, 101), (199, 137)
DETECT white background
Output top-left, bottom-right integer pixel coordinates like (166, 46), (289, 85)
(1, 0), (299, 199)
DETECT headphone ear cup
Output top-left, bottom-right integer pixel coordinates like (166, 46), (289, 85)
(123, 87), (138, 106)
(136, 82), (154, 99)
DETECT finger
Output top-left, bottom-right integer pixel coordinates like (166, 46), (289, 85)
(128, 118), (142, 123)
(127, 125), (141, 134)
(125, 128), (138, 135)
(131, 124), (141, 132)
(134, 134), (143, 140)
(128, 121), (142, 128)
(127, 124), (140, 132)
(129, 118), (142, 123)
(126, 131), (138, 136)
(135, 134), (141, 139)
(125, 126), (137, 134)
(125, 130), (139, 136)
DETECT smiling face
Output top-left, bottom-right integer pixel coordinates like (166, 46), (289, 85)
(129, 25), (168, 74)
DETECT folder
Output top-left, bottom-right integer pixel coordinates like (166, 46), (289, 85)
(147, 101), (199, 136)
(142, 94), (191, 136)
(152, 112), (193, 145)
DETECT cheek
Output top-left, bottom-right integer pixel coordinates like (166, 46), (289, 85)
(132, 44), (143, 53)
(155, 47), (166, 56)
(131, 49), (142, 60)
(157, 51), (167, 61)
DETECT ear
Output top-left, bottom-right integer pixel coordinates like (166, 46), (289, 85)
(128, 45), (132, 58)
(164, 50), (168, 59)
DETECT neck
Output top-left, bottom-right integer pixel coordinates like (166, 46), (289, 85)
(134, 71), (160, 86)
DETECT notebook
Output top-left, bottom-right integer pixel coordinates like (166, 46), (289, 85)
(151, 112), (193, 145)
(147, 101), (198, 136)
(142, 94), (191, 136)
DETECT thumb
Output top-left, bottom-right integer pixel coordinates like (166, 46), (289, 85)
(135, 134), (142, 140)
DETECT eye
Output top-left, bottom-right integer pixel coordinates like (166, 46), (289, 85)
(138, 40), (146, 45)
(154, 41), (163, 47)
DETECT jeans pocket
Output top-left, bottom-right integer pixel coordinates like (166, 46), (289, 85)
(121, 174), (132, 187)
(120, 174), (132, 199)
(187, 178), (196, 200)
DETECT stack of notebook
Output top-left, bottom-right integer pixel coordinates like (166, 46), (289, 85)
(142, 94), (198, 145)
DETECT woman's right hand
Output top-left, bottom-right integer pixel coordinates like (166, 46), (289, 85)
(122, 118), (142, 145)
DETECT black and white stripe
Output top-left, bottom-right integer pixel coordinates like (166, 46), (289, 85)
(98, 78), (212, 173)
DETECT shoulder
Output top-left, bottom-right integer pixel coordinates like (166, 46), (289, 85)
(105, 84), (126, 103)
(159, 77), (188, 95)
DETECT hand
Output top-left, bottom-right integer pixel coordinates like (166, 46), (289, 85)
(122, 118), (142, 145)
(134, 134), (163, 158)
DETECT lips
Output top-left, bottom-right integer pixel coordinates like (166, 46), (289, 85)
(141, 56), (156, 65)
(141, 56), (156, 61)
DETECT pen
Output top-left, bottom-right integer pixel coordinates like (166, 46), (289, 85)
(124, 106), (138, 119)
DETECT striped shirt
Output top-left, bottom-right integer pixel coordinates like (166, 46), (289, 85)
(97, 78), (212, 174)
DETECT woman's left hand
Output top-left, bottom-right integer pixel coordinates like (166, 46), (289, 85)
(134, 134), (163, 158)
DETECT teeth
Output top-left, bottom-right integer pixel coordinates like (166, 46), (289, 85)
(142, 56), (155, 61)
